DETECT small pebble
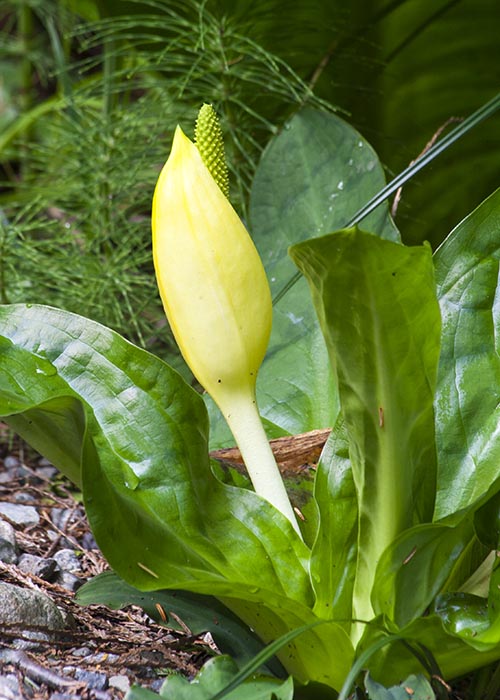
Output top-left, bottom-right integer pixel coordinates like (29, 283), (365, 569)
(51, 508), (72, 531)
(109, 675), (130, 693)
(81, 531), (98, 550)
(54, 570), (82, 592)
(54, 548), (82, 572)
(72, 646), (91, 657)
(46, 530), (72, 549)
(12, 492), (34, 504)
(18, 553), (57, 580)
(0, 502), (39, 526)
(3, 456), (20, 469)
(85, 652), (119, 665)
(37, 457), (54, 467)
(74, 669), (108, 690)
(150, 678), (165, 692)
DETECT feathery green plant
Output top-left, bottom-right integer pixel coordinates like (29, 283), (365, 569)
(0, 0), (329, 357)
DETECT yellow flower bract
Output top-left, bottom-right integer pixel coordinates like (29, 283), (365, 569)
(152, 125), (272, 406)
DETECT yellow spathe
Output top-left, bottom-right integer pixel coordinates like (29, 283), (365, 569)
(152, 126), (272, 406)
(152, 123), (300, 536)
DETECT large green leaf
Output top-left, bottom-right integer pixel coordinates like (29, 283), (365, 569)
(433, 188), (500, 519)
(208, 108), (400, 447)
(253, 108), (400, 434)
(376, 0), (500, 248)
(0, 303), (354, 689)
(204, 1), (499, 249)
(290, 229), (441, 636)
(0, 305), (308, 597)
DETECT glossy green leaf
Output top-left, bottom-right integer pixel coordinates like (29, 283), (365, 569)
(309, 418), (357, 625)
(215, 597), (353, 690)
(158, 656), (294, 700)
(253, 109), (400, 434)
(0, 337), (85, 485)
(76, 571), (284, 674)
(0, 304), (308, 596)
(290, 229), (441, 635)
(434, 188), (500, 519)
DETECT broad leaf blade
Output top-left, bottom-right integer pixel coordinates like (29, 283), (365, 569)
(0, 305), (310, 599)
(434, 188), (500, 519)
(253, 109), (400, 436)
(290, 229), (441, 630)
(360, 599), (500, 686)
(0, 304), (354, 689)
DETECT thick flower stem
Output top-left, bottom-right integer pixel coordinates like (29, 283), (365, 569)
(222, 390), (303, 538)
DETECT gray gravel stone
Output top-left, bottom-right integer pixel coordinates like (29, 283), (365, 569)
(0, 502), (39, 526)
(3, 456), (20, 469)
(54, 570), (82, 592)
(0, 582), (66, 640)
(81, 531), (98, 550)
(150, 678), (164, 692)
(53, 548), (82, 572)
(13, 492), (34, 504)
(51, 507), (72, 531)
(72, 646), (91, 657)
(0, 471), (12, 484)
(18, 553), (57, 580)
(0, 520), (18, 564)
(36, 465), (58, 480)
(62, 666), (77, 675)
(109, 674), (130, 693)
(86, 652), (119, 665)
(74, 669), (108, 690)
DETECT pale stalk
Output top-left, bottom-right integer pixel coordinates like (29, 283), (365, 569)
(221, 389), (302, 538)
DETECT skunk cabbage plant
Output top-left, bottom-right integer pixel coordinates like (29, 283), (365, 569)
(2, 105), (500, 695)
(151, 105), (299, 534)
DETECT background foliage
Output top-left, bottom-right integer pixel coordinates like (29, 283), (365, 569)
(1, 0), (498, 367)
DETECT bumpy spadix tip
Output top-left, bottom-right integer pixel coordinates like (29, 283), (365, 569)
(194, 104), (230, 199)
